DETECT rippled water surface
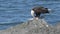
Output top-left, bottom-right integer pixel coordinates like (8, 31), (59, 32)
(0, 0), (60, 30)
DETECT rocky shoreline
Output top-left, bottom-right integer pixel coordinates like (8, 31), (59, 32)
(0, 18), (60, 34)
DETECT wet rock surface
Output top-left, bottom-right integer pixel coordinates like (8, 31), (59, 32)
(0, 18), (60, 34)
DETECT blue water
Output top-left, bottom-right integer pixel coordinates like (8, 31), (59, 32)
(0, 0), (60, 30)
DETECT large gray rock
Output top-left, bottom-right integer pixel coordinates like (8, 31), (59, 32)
(0, 18), (60, 34)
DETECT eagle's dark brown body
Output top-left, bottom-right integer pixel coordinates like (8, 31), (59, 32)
(32, 6), (49, 17)
(32, 7), (49, 14)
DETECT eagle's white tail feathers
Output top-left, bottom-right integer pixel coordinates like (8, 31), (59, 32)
(48, 9), (52, 13)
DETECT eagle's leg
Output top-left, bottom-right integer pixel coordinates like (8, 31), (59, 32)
(35, 13), (41, 18)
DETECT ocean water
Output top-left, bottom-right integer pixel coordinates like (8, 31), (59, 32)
(0, 0), (60, 30)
